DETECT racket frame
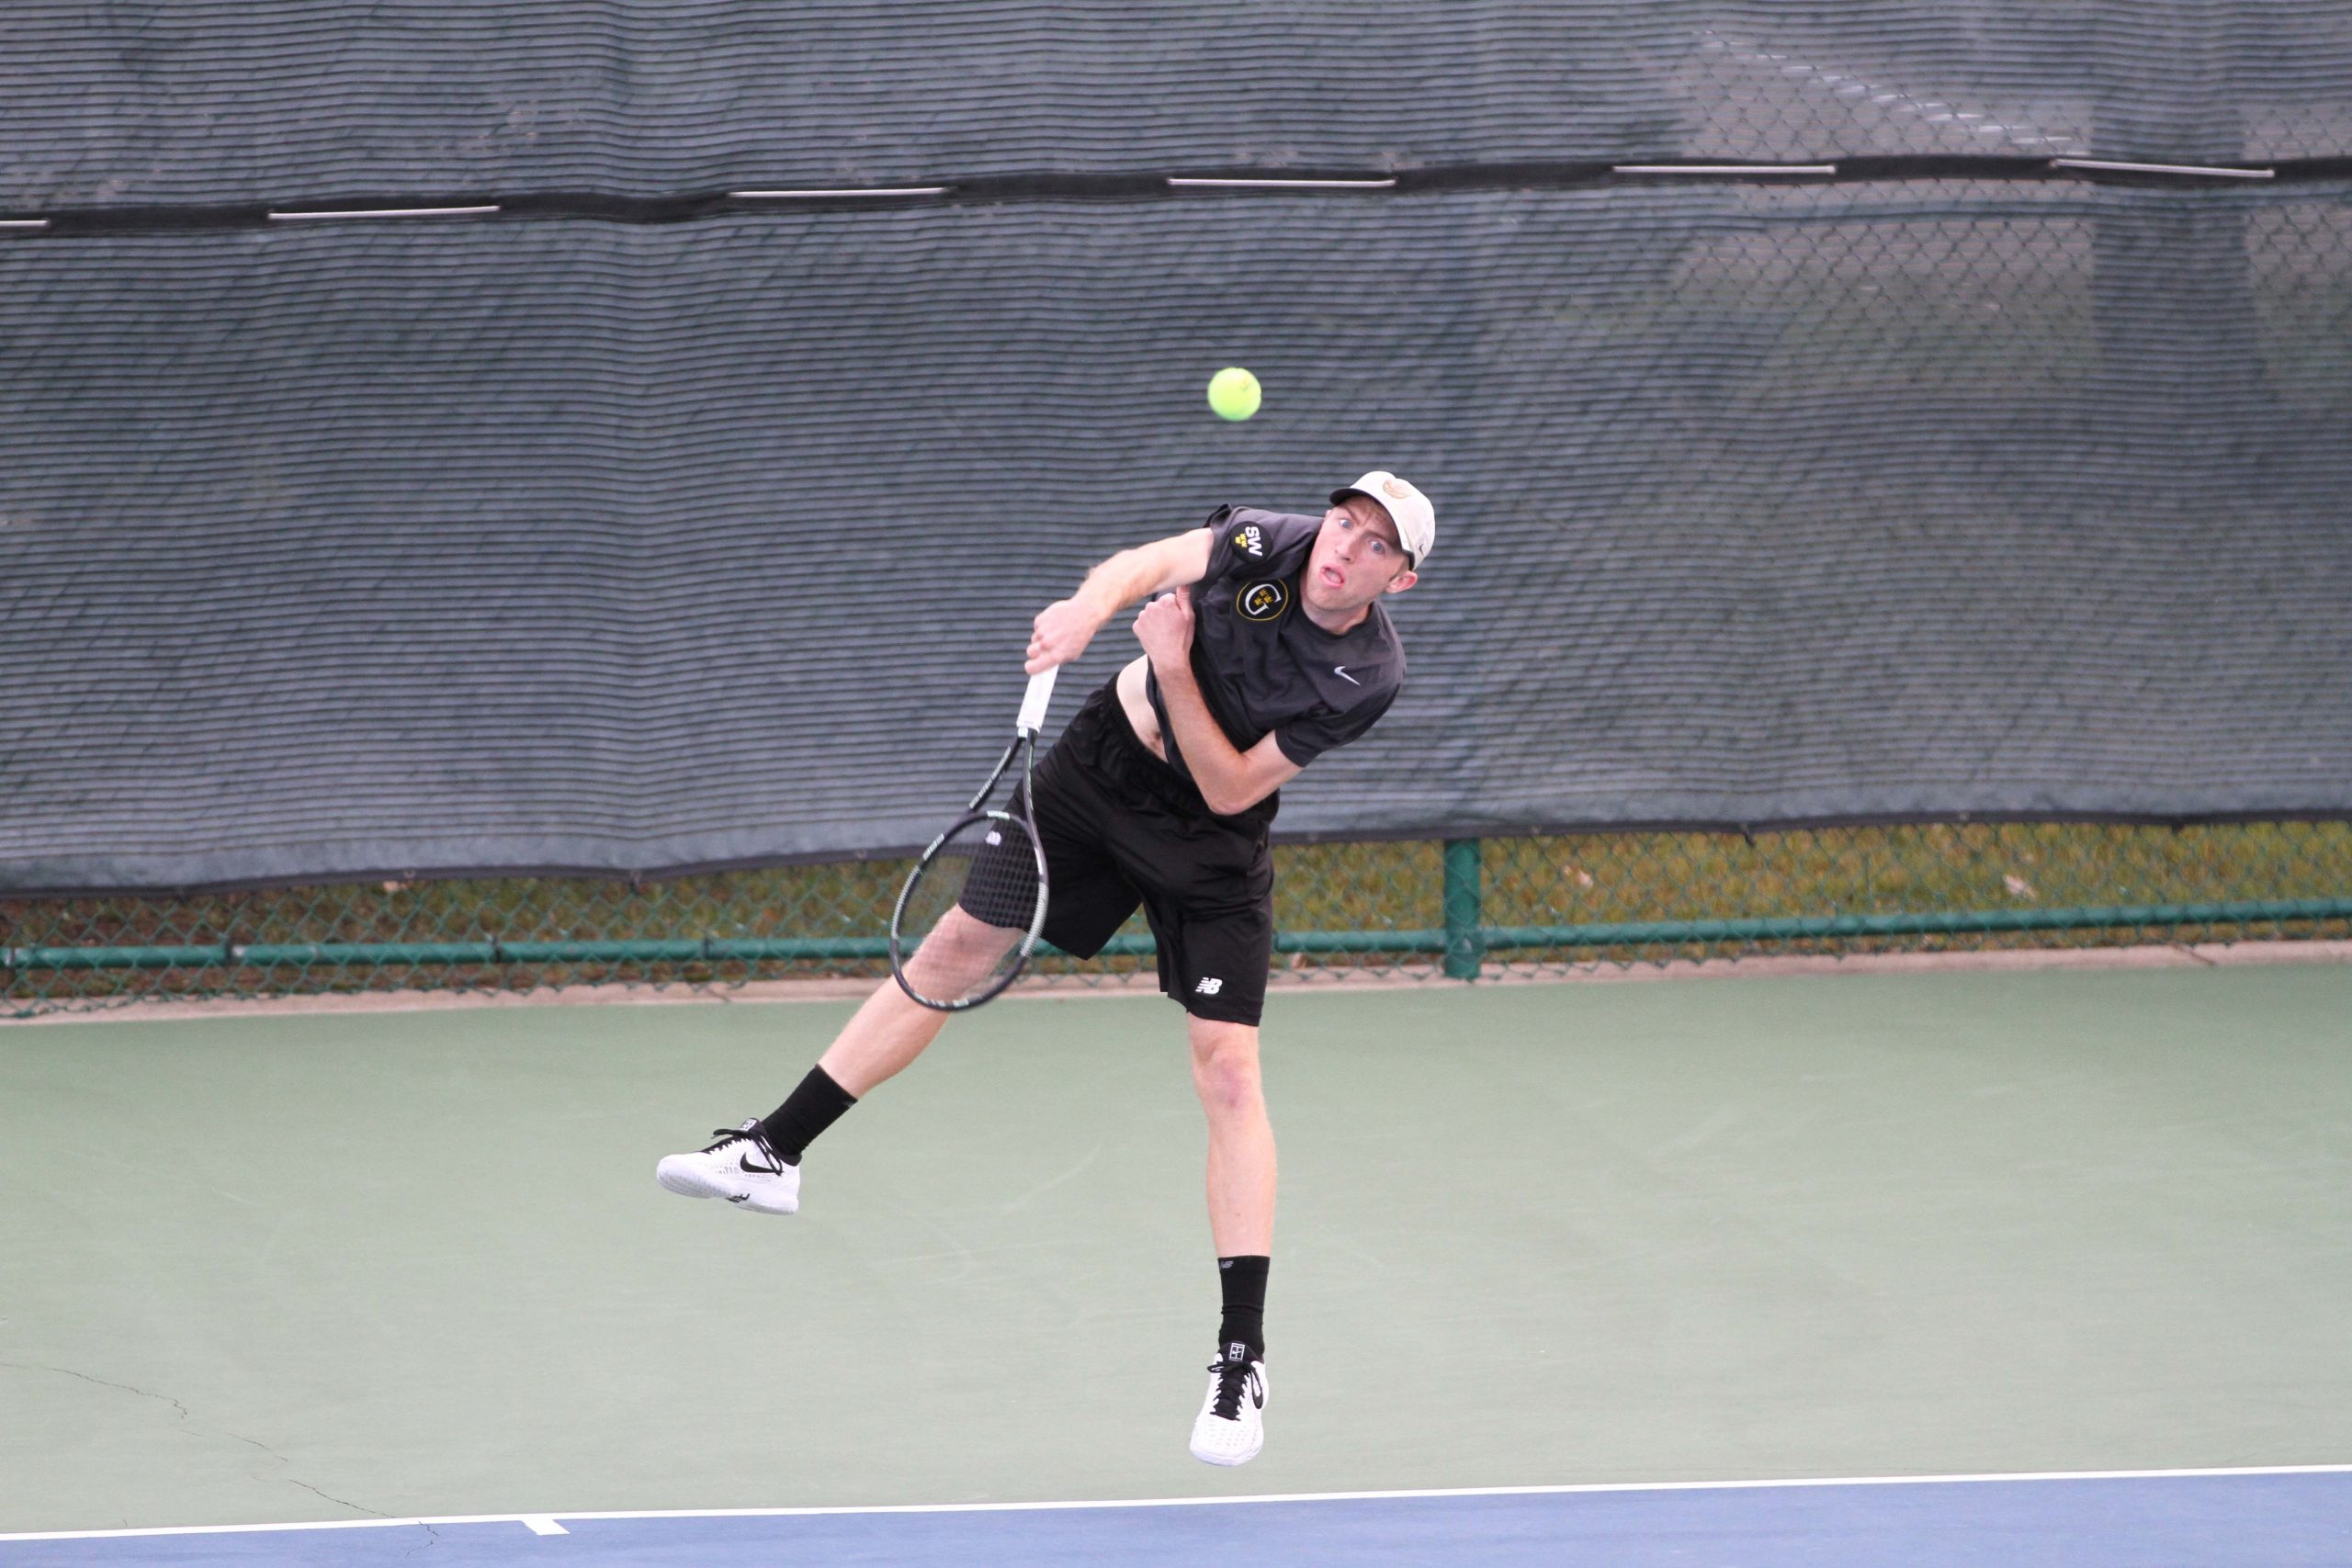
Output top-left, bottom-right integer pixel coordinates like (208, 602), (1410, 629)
(888, 670), (1057, 1010)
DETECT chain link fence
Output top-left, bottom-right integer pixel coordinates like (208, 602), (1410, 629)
(7, 820), (2347, 1017)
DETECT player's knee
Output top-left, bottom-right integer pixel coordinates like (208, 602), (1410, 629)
(907, 904), (1016, 979)
(933, 903), (1015, 944)
(1188, 1024), (1263, 1116)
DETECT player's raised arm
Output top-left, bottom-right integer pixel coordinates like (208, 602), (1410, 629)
(1025, 527), (1215, 674)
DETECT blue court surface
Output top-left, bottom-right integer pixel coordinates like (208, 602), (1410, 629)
(6, 1469), (2347, 1568)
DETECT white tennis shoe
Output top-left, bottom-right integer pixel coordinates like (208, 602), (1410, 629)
(654, 1120), (800, 1214)
(1189, 1342), (1268, 1466)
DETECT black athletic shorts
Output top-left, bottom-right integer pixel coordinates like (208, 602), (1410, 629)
(978, 683), (1275, 1026)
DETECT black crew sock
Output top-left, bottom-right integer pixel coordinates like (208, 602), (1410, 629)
(756, 1066), (858, 1166)
(1216, 1255), (1271, 1359)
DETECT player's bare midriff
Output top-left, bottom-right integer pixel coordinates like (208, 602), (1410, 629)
(1115, 655), (1169, 761)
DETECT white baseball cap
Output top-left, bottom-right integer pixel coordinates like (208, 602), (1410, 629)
(1330, 471), (1435, 568)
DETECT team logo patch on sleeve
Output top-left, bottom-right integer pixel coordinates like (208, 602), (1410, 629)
(1232, 525), (1264, 558)
(1236, 580), (1290, 622)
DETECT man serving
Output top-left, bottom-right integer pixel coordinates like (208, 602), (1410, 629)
(657, 470), (1435, 1466)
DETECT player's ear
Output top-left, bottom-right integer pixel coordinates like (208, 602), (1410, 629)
(1383, 567), (1419, 595)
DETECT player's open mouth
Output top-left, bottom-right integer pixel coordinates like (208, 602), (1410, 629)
(1317, 566), (1345, 587)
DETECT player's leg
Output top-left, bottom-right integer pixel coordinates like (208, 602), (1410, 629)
(1191, 1016), (1275, 1258)
(1192, 1013), (1275, 1361)
(651, 905), (1012, 1213)
(1185, 1010), (1275, 1466)
(1134, 853), (1277, 1465)
(828, 906), (1015, 1092)
(1100, 790), (1278, 1463)
(655, 737), (1136, 1217)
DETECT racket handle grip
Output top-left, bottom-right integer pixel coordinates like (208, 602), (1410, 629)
(1016, 667), (1058, 737)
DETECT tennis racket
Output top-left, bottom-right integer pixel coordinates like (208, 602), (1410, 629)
(888, 667), (1058, 1010)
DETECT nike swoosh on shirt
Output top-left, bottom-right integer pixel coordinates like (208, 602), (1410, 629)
(1334, 666), (1362, 684)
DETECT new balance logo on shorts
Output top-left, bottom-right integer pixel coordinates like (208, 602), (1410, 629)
(1195, 976), (1224, 996)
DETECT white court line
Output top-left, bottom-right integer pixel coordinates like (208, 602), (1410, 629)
(6, 1463), (2348, 1543)
(517, 1516), (568, 1536)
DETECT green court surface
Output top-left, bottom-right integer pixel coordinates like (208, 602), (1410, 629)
(5, 964), (2349, 1534)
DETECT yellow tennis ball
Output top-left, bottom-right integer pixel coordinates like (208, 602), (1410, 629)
(1207, 367), (1261, 422)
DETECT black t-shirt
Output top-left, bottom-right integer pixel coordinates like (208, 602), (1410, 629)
(1143, 504), (1407, 790)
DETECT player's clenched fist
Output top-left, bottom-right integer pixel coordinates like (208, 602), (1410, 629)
(1026, 596), (1100, 674)
(1132, 585), (1194, 669)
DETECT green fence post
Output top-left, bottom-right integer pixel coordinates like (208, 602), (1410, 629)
(1442, 838), (1484, 980)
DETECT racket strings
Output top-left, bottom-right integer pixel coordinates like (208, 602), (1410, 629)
(895, 813), (1045, 1006)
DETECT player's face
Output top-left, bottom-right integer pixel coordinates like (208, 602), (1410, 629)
(1306, 498), (1417, 612)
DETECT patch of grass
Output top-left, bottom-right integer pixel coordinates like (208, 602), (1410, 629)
(7, 821), (2348, 1014)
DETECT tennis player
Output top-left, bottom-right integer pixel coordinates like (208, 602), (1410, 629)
(657, 471), (1434, 1466)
